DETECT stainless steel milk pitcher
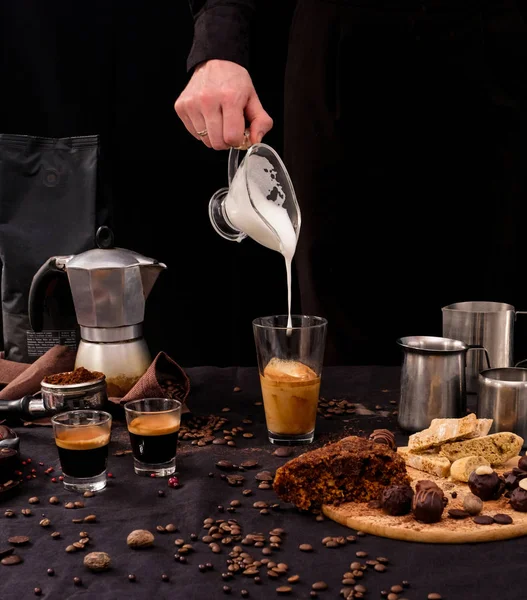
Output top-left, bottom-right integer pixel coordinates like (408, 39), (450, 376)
(442, 302), (527, 394)
(397, 336), (490, 433)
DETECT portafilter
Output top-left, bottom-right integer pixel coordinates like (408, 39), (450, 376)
(0, 376), (107, 423)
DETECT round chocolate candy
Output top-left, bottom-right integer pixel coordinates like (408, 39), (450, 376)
(510, 479), (527, 512)
(381, 484), (414, 516)
(468, 466), (505, 501)
(412, 480), (446, 524)
(518, 455), (527, 472)
(368, 429), (396, 451)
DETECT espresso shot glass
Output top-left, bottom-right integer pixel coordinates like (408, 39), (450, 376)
(51, 410), (112, 493)
(253, 315), (327, 445)
(124, 398), (182, 477)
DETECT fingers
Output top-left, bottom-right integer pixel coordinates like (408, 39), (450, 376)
(245, 91), (274, 145)
(222, 102), (247, 149)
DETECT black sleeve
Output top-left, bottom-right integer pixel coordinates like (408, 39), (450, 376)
(186, 1), (257, 72)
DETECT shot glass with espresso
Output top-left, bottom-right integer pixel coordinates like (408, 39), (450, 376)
(51, 410), (112, 493)
(124, 398), (182, 477)
(253, 315), (327, 445)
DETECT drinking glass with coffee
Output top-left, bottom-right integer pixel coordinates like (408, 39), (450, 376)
(124, 398), (182, 477)
(253, 315), (327, 445)
(51, 410), (112, 493)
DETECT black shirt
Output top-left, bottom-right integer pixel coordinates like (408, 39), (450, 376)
(187, 0), (256, 71)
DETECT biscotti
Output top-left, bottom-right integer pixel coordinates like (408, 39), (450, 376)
(397, 446), (451, 478)
(408, 414), (478, 452)
(439, 432), (524, 466)
(466, 419), (493, 439)
(273, 435), (409, 511)
(450, 455), (491, 482)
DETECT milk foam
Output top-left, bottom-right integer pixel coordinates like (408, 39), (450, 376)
(225, 153), (297, 329)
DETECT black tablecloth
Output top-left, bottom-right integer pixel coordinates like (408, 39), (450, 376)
(0, 366), (524, 600)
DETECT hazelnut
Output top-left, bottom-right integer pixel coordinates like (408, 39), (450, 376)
(84, 551), (111, 572)
(126, 529), (155, 548)
(475, 465), (493, 476)
(463, 493), (483, 515)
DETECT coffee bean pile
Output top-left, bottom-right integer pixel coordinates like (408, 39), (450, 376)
(160, 378), (188, 402)
(179, 413), (256, 448)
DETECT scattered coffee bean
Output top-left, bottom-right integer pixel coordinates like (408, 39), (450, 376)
(83, 491), (95, 498)
(299, 544), (313, 552)
(240, 460), (259, 469)
(277, 586), (292, 594)
(374, 564), (387, 573)
(356, 551), (368, 558)
(273, 447), (293, 458)
(66, 545), (77, 553)
(83, 515), (97, 523)
(312, 582), (328, 591)
(387, 594), (398, 600)
(391, 585), (404, 593)
(428, 594), (442, 600)
(34, 588), (42, 596)
(28, 497), (39, 504)
(166, 524), (177, 533)
(4, 510), (15, 518)
(448, 509), (470, 520)
(1, 554), (22, 565)
(72, 518), (83, 524)
(74, 502), (84, 509)
(21, 509), (32, 516)
(473, 515), (495, 525)
(8, 536), (30, 546)
(49, 497), (59, 505)
(494, 513), (513, 525)
(40, 518), (51, 527)
(216, 461), (237, 471)
(65, 502), (75, 509)
(0, 548), (14, 560)
(287, 575), (300, 583)
(73, 577), (82, 586)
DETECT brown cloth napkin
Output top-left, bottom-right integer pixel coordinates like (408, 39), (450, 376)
(117, 351), (191, 414)
(0, 345), (76, 400)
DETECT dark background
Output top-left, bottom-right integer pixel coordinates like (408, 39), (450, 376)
(2, 1), (527, 369)
(0, 0), (297, 368)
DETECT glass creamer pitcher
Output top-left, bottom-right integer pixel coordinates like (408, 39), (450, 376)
(208, 143), (301, 257)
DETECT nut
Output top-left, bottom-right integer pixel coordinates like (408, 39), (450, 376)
(127, 529), (155, 548)
(520, 479), (527, 492)
(84, 551), (111, 572)
(463, 493), (483, 515)
(475, 465), (494, 476)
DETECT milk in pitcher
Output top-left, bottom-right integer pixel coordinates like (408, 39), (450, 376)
(225, 153), (298, 330)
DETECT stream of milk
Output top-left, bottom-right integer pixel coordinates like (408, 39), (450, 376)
(225, 153), (298, 331)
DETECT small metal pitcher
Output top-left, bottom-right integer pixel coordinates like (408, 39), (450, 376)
(397, 336), (490, 433)
(477, 367), (527, 448)
(442, 301), (527, 394)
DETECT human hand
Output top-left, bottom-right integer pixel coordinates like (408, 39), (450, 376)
(174, 59), (273, 150)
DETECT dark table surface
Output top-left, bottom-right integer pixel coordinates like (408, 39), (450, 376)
(0, 366), (524, 600)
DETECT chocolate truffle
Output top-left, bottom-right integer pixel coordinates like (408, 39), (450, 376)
(518, 455), (527, 472)
(368, 429), (396, 451)
(0, 425), (19, 450)
(381, 484), (414, 516)
(412, 480), (447, 524)
(510, 479), (527, 512)
(468, 466), (505, 501)
(0, 448), (20, 484)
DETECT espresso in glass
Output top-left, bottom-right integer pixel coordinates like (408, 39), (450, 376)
(52, 410), (112, 493)
(124, 398), (182, 477)
(128, 413), (180, 465)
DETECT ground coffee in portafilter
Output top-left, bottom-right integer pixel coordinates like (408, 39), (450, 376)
(127, 413), (180, 465)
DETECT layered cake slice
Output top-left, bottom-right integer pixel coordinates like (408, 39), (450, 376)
(273, 435), (409, 511)
(397, 446), (451, 478)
